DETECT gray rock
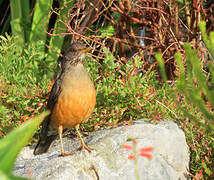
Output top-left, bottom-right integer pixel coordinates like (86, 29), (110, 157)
(14, 120), (189, 180)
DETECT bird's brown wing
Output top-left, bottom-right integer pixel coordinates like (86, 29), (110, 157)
(47, 76), (63, 110)
(34, 75), (63, 155)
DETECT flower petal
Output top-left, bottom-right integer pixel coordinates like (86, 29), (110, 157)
(122, 144), (133, 150)
(139, 152), (152, 159)
(139, 147), (153, 153)
(128, 154), (136, 160)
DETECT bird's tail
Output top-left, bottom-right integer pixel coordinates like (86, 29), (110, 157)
(34, 115), (58, 155)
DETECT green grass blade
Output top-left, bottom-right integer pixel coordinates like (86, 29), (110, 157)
(176, 42), (214, 130)
(155, 52), (167, 82)
(207, 62), (214, 86)
(9, 0), (31, 43)
(10, 0), (25, 45)
(184, 44), (214, 112)
(29, 0), (52, 42)
(180, 84), (214, 130)
(210, 32), (214, 51)
(184, 44), (207, 88)
(0, 111), (49, 174)
(1, 15), (11, 34)
(0, 170), (10, 180)
(20, 0), (31, 42)
(199, 22), (214, 58)
(189, 89), (214, 124)
(175, 52), (186, 89)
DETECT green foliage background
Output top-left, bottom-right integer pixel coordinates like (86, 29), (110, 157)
(1, 28), (213, 178)
(156, 22), (214, 177)
(0, 0), (213, 178)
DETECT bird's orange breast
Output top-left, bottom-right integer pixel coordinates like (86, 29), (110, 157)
(50, 84), (96, 129)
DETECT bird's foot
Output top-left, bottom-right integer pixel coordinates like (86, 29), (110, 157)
(59, 152), (74, 157)
(81, 144), (93, 153)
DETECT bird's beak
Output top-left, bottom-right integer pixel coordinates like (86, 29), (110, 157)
(79, 47), (92, 54)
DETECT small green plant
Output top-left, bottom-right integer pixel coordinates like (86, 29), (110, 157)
(0, 34), (57, 86)
(0, 35), (55, 137)
(0, 111), (49, 180)
(156, 21), (214, 178)
(84, 48), (175, 131)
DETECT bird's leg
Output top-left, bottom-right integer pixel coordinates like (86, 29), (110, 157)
(58, 125), (74, 156)
(75, 124), (93, 152)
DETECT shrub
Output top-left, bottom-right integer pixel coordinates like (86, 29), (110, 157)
(156, 21), (214, 178)
(0, 35), (57, 137)
(84, 48), (175, 130)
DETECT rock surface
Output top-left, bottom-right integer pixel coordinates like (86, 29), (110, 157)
(14, 120), (189, 180)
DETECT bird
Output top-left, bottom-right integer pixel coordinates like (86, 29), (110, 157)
(34, 41), (96, 156)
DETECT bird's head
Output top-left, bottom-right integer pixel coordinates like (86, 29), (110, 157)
(63, 42), (91, 65)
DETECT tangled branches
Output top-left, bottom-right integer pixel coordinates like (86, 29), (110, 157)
(47, 0), (213, 78)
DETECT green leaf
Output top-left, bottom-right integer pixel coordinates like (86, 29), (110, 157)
(178, 0), (183, 4)
(155, 52), (167, 82)
(175, 52), (185, 89)
(0, 111), (49, 174)
(0, 170), (10, 180)
(202, 162), (212, 176)
(30, 0), (52, 42)
(199, 21), (214, 59)
(20, 0), (31, 42)
(101, 26), (115, 37)
(184, 44), (207, 89)
(10, 0), (31, 44)
(1, 15), (11, 34)
(10, 0), (24, 41)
